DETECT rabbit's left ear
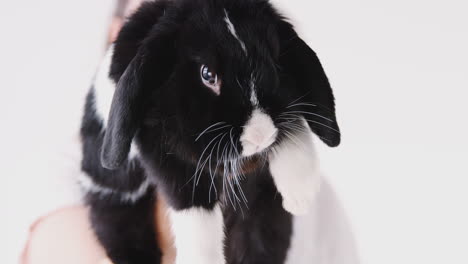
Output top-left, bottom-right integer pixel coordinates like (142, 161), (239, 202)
(277, 21), (341, 147)
(101, 22), (178, 170)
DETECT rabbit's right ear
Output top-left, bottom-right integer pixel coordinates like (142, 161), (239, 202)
(101, 3), (178, 170)
(276, 20), (341, 147)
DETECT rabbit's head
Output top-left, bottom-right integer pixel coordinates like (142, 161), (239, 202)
(101, 0), (340, 172)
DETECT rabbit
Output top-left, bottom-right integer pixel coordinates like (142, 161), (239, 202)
(79, 0), (341, 264)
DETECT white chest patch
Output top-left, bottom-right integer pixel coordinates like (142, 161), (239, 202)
(240, 109), (278, 157)
(169, 205), (226, 264)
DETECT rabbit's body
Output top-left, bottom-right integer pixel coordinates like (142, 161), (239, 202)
(81, 62), (293, 264)
(79, 0), (341, 263)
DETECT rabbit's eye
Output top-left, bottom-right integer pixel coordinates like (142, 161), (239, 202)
(201, 65), (221, 95)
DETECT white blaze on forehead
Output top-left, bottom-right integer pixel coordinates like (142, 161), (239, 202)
(223, 10), (258, 106)
(249, 78), (259, 106)
(240, 109), (278, 157)
(223, 9), (247, 54)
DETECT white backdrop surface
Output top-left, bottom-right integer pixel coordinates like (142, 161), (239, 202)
(272, 1), (468, 263)
(1, 1), (113, 263)
(2, 0), (467, 264)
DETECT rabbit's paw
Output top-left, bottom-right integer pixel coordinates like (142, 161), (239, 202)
(268, 130), (322, 216)
(279, 172), (321, 215)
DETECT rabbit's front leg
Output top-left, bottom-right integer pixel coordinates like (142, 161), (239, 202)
(269, 121), (322, 215)
(156, 156), (226, 264)
(169, 205), (226, 264)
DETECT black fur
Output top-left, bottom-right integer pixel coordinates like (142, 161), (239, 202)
(80, 0), (340, 264)
(224, 169), (293, 264)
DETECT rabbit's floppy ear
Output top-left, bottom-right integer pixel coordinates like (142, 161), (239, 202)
(277, 21), (341, 147)
(101, 10), (178, 170)
(101, 53), (144, 170)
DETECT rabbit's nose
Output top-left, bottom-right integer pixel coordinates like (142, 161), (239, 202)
(240, 109), (278, 157)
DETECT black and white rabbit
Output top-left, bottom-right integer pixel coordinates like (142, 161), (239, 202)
(79, 0), (341, 263)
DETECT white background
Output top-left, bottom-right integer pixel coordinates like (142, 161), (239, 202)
(2, 0), (467, 263)
(273, 1), (468, 263)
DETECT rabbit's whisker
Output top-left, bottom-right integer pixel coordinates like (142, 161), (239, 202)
(286, 91), (313, 106)
(281, 110), (333, 122)
(277, 113), (340, 134)
(228, 132), (248, 209)
(208, 134), (226, 202)
(286, 102), (317, 108)
(190, 131), (225, 202)
(304, 119), (340, 134)
(195, 122), (227, 141)
(225, 145), (237, 208)
(282, 130), (302, 147)
(222, 141), (236, 209)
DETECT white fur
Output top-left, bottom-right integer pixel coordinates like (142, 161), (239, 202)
(93, 45), (116, 127)
(269, 118), (321, 215)
(223, 9), (247, 54)
(285, 180), (360, 264)
(240, 109), (278, 157)
(77, 172), (150, 203)
(169, 205), (226, 264)
(249, 80), (259, 106)
(128, 141), (139, 160)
